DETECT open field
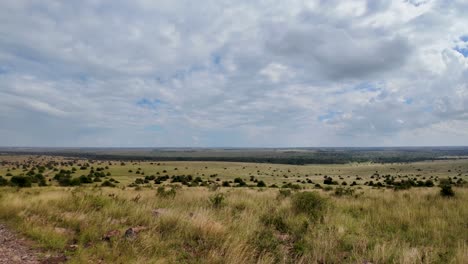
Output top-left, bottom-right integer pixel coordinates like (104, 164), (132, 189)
(0, 154), (467, 263)
(2, 155), (468, 187)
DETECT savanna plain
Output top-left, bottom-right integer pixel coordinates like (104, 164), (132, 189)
(0, 154), (467, 263)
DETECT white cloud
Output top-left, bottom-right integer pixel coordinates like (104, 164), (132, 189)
(0, 0), (467, 147)
(259, 63), (294, 83)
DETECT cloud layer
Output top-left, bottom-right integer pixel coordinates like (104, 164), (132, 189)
(1, 0), (467, 147)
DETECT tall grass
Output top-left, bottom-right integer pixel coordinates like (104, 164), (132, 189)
(0, 186), (466, 263)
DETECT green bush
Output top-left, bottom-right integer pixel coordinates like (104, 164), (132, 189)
(234, 178), (247, 187)
(10, 176), (32, 187)
(0, 176), (8, 186)
(291, 192), (328, 220)
(424, 180), (434, 187)
(209, 193), (225, 208)
(101, 180), (116, 187)
(156, 186), (177, 198)
(278, 188), (292, 198)
(260, 213), (288, 233)
(253, 229), (280, 255)
(70, 178), (82, 186)
(439, 179), (455, 197)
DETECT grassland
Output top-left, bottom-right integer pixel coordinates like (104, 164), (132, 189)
(0, 155), (467, 263)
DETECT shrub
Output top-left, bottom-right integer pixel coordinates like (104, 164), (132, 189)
(79, 175), (93, 184)
(323, 177), (337, 185)
(134, 178), (145, 184)
(281, 182), (302, 190)
(260, 213), (288, 233)
(154, 175), (169, 184)
(253, 229), (280, 254)
(0, 176), (8, 186)
(156, 186), (177, 198)
(222, 181), (231, 187)
(291, 192), (328, 220)
(424, 179), (434, 187)
(10, 176), (32, 187)
(209, 193), (225, 208)
(257, 180), (266, 187)
(69, 178), (82, 186)
(278, 188), (292, 198)
(234, 178), (247, 187)
(101, 180), (116, 187)
(439, 179), (455, 197)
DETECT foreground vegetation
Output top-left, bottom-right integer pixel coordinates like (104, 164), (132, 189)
(0, 186), (467, 263)
(0, 155), (467, 263)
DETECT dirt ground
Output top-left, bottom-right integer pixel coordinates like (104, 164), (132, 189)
(0, 224), (66, 264)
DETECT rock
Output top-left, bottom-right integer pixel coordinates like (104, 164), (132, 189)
(124, 226), (148, 240)
(133, 226), (148, 233)
(102, 230), (121, 241)
(67, 244), (79, 251)
(124, 228), (136, 240)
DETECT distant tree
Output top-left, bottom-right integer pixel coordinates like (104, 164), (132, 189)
(0, 176), (8, 186)
(10, 176), (32, 187)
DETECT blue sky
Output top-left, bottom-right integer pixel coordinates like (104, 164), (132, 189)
(0, 0), (468, 147)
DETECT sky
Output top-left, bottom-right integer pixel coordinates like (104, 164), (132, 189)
(0, 0), (468, 147)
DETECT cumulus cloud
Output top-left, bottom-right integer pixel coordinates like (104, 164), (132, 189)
(0, 0), (467, 147)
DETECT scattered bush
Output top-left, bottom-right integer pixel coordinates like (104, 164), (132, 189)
(10, 176), (32, 187)
(0, 176), (8, 186)
(101, 180), (116, 187)
(323, 177), (338, 185)
(234, 178), (247, 187)
(424, 179), (434, 187)
(291, 192), (328, 220)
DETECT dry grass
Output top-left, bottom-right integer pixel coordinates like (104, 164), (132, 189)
(1, 155), (467, 263)
(0, 185), (467, 263)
